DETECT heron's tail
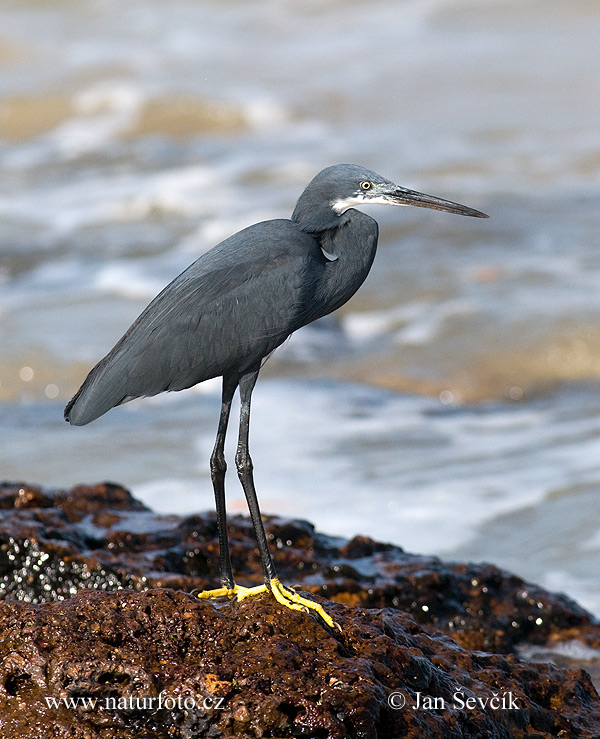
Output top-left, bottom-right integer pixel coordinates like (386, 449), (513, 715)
(64, 386), (87, 425)
(64, 357), (130, 426)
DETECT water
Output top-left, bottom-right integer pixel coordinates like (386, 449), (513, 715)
(2, 0), (600, 615)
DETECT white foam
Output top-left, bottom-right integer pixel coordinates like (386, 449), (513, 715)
(343, 302), (430, 342)
(0, 163), (226, 238)
(243, 97), (288, 129)
(343, 299), (475, 347)
(52, 83), (142, 158)
(194, 381), (543, 553)
(92, 263), (166, 300)
(520, 640), (600, 663)
(131, 480), (206, 516)
(541, 570), (600, 617)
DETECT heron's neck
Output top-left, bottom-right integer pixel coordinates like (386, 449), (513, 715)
(310, 211), (379, 317)
(291, 198), (346, 234)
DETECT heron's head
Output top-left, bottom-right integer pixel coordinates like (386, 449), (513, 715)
(292, 163), (488, 233)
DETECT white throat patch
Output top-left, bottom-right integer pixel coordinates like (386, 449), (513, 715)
(331, 193), (399, 215)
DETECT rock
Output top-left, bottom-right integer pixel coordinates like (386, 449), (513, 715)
(1, 589), (600, 738)
(1, 481), (598, 654)
(0, 481), (599, 738)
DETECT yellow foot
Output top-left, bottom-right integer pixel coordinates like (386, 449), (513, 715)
(267, 578), (340, 631)
(197, 579), (340, 631)
(197, 583), (266, 600)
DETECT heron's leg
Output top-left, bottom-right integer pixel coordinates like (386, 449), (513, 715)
(212, 374), (240, 589)
(233, 369), (340, 630)
(197, 375), (238, 599)
(234, 368), (277, 583)
(197, 373), (276, 601)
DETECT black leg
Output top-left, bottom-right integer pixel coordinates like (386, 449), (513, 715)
(209, 374), (238, 589)
(235, 367), (277, 584)
(200, 367), (339, 631)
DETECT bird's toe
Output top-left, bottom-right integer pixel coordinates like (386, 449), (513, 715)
(269, 578), (341, 631)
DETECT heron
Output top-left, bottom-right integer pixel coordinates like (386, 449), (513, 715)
(65, 164), (487, 629)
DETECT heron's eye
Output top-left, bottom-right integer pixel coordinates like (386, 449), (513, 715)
(360, 181), (372, 191)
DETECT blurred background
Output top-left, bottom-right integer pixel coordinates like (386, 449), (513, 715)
(1, 0), (600, 614)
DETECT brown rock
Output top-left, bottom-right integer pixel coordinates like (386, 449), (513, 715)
(0, 589), (598, 738)
(0, 481), (599, 737)
(1, 481), (597, 654)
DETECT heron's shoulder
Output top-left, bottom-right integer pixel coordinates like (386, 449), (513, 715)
(155, 219), (318, 296)
(222, 218), (317, 252)
(177, 219), (316, 274)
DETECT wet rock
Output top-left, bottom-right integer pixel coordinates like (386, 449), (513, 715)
(0, 481), (599, 737)
(0, 588), (599, 738)
(1, 481), (597, 654)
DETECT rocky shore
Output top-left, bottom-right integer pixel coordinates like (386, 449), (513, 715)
(1, 481), (599, 738)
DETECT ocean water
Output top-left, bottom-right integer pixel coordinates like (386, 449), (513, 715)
(2, 0), (600, 616)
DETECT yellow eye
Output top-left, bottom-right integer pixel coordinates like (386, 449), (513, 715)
(360, 181), (372, 190)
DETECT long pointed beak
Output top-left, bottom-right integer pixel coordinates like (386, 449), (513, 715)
(386, 186), (488, 218)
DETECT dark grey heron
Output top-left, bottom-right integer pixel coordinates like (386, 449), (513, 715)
(65, 164), (487, 629)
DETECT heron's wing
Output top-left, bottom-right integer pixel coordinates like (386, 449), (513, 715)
(65, 220), (325, 425)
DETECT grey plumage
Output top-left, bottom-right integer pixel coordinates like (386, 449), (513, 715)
(64, 164), (487, 625)
(64, 212), (377, 425)
(65, 164), (485, 426)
